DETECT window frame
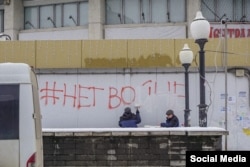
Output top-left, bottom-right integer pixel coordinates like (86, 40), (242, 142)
(201, 0), (249, 22)
(24, 0), (88, 30)
(105, 0), (186, 25)
(39, 4), (55, 29)
(62, 2), (79, 27)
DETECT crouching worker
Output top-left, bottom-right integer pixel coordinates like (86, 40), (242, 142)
(119, 107), (141, 127)
(160, 109), (179, 127)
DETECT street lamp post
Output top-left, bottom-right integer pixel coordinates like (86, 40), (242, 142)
(190, 11), (210, 127)
(179, 44), (194, 127)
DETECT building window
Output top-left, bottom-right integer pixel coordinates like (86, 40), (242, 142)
(40, 5), (54, 28)
(24, 7), (38, 29)
(152, 0), (168, 23)
(201, 0), (249, 22)
(124, 0), (140, 24)
(105, 0), (186, 25)
(79, 2), (88, 26)
(0, 10), (3, 32)
(24, 1), (88, 30)
(63, 3), (78, 27)
(55, 4), (62, 27)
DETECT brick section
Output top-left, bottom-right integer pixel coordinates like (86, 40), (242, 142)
(43, 135), (222, 167)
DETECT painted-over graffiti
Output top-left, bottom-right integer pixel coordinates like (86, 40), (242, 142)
(39, 80), (185, 110)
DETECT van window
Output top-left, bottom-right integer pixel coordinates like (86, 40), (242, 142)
(0, 85), (19, 140)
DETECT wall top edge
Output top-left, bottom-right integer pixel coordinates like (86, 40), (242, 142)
(42, 127), (228, 136)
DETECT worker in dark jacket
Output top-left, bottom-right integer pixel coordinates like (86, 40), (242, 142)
(119, 107), (141, 127)
(160, 109), (179, 127)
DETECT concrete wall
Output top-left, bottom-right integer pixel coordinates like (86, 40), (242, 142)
(88, 0), (104, 39)
(4, 0), (23, 40)
(43, 128), (226, 167)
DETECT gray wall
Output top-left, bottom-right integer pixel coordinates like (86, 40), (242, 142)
(43, 129), (224, 167)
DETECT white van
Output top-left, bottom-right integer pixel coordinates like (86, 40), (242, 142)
(0, 63), (43, 167)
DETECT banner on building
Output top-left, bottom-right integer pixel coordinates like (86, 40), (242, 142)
(210, 23), (250, 38)
(105, 26), (186, 39)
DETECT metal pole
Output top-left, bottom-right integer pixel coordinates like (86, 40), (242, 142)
(224, 22), (228, 151)
(195, 39), (208, 127)
(183, 63), (191, 127)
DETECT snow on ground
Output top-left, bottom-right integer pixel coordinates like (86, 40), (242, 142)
(42, 126), (227, 132)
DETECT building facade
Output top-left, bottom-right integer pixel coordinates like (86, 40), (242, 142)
(1, 0), (249, 40)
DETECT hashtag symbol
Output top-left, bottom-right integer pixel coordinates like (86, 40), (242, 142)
(40, 81), (63, 105)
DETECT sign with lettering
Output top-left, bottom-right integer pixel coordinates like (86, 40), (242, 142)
(210, 23), (250, 38)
